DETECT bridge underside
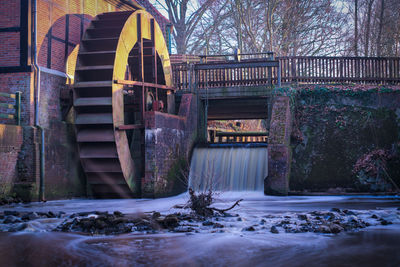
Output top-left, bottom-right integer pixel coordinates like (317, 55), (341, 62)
(206, 97), (269, 120)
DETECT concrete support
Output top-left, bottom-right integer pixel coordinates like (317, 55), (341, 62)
(265, 96), (292, 195)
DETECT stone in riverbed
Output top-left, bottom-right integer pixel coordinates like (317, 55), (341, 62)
(202, 220), (213, 226)
(163, 214), (179, 228)
(8, 223), (27, 232)
(151, 212), (161, 219)
(380, 219), (392, 225)
(22, 212), (40, 221)
(329, 223), (344, 233)
(4, 211), (19, 216)
(298, 214), (308, 221)
(243, 226), (255, 231)
(270, 225), (279, 234)
(343, 210), (356, 216)
(3, 215), (22, 224)
(318, 225), (331, 233)
(213, 223), (224, 228)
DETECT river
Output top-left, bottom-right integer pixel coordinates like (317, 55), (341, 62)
(0, 193), (399, 267)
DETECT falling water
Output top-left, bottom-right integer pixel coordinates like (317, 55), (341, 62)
(188, 145), (268, 191)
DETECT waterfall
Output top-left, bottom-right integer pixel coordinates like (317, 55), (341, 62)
(188, 146), (268, 191)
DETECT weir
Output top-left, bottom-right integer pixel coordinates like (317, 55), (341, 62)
(189, 145), (268, 191)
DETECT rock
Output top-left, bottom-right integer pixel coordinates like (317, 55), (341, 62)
(173, 226), (194, 233)
(47, 211), (56, 218)
(270, 226), (279, 234)
(4, 211), (19, 216)
(237, 217), (242, 221)
(343, 210), (356, 216)
(280, 220), (290, 225)
(298, 214), (308, 221)
(57, 211), (66, 218)
(94, 219), (107, 229)
(202, 220), (214, 226)
(151, 212), (160, 219)
(21, 212), (40, 221)
(260, 219), (266, 225)
(163, 215), (179, 228)
(347, 215), (358, 223)
(95, 211), (108, 216)
(318, 225), (331, 233)
(243, 226), (255, 231)
(371, 214), (378, 219)
(330, 224), (344, 233)
(380, 219), (392, 225)
(3, 215), (22, 224)
(323, 212), (336, 221)
(77, 212), (91, 217)
(213, 223), (224, 228)
(8, 223), (27, 232)
(331, 208), (341, 213)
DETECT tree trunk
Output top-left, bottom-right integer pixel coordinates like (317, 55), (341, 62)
(354, 0), (358, 56)
(376, 0), (385, 56)
(364, 0), (374, 56)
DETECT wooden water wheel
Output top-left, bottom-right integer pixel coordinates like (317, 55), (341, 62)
(73, 10), (173, 198)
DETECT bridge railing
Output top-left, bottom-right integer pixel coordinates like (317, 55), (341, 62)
(171, 55), (400, 89)
(0, 91), (21, 125)
(278, 56), (400, 84)
(208, 130), (268, 144)
(171, 59), (280, 90)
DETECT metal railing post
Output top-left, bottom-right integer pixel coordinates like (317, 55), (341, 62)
(15, 91), (21, 126)
(277, 61), (282, 87)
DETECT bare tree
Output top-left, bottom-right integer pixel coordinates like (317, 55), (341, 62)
(155, 0), (216, 54)
(354, 0), (359, 56)
(364, 0), (374, 56)
(376, 0), (385, 56)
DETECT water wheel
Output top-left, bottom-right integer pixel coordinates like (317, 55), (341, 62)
(73, 10), (172, 198)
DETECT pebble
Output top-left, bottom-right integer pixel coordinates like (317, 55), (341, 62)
(243, 226), (255, 231)
(4, 211), (19, 216)
(270, 226), (279, 234)
(3, 215), (22, 224)
(298, 214), (308, 220)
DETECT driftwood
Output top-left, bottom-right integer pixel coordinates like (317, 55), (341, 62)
(211, 199), (243, 213)
(187, 188), (242, 217)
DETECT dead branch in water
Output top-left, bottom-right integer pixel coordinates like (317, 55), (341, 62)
(186, 188), (242, 217)
(211, 199), (243, 213)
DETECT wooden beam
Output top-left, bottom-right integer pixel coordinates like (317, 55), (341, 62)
(115, 80), (176, 91)
(116, 124), (144, 130)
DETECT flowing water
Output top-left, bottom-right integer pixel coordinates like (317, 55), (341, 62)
(188, 146), (268, 191)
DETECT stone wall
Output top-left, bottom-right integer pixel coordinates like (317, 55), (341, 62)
(143, 94), (198, 197)
(265, 96), (292, 196)
(290, 86), (400, 193)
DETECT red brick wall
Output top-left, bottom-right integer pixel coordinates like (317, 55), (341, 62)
(0, 0), (21, 68)
(0, 125), (23, 197)
(0, 72), (32, 125)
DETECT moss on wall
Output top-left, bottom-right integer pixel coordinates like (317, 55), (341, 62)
(290, 86), (400, 192)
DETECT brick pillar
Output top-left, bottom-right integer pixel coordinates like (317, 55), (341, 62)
(265, 96), (292, 196)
